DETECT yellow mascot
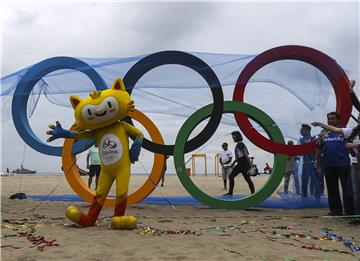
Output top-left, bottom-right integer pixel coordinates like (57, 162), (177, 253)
(47, 78), (143, 229)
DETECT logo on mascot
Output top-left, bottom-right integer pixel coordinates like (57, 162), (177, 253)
(100, 134), (122, 165)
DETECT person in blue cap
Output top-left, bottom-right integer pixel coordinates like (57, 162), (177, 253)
(299, 124), (321, 199)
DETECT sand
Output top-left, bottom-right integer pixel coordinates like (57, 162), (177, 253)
(1, 174), (359, 261)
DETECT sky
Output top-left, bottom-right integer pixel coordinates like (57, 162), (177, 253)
(1, 0), (359, 175)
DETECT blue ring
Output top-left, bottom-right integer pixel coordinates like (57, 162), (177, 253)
(11, 57), (108, 156)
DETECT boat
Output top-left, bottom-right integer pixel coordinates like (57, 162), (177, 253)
(11, 165), (36, 174)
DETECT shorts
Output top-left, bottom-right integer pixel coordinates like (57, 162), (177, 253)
(89, 165), (101, 177)
(222, 166), (233, 179)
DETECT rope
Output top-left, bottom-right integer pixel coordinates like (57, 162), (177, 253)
(17, 143), (27, 193)
(138, 161), (177, 210)
(10, 139), (92, 215)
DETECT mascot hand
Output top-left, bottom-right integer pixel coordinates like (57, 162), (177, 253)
(130, 136), (143, 163)
(46, 121), (77, 142)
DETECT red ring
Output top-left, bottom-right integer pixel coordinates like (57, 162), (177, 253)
(233, 45), (352, 156)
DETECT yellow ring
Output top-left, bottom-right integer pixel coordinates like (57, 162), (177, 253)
(62, 109), (165, 207)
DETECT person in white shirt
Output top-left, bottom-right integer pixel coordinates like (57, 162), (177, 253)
(347, 135), (360, 217)
(283, 140), (300, 194)
(86, 144), (101, 190)
(220, 143), (233, 190)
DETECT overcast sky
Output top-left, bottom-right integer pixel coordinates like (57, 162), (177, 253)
(1, 1), (359, 175)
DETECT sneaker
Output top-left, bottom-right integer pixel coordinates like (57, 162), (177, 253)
(223, 193), (233, 196)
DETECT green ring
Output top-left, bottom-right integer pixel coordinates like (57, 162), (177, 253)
(174, 101), (287, 209)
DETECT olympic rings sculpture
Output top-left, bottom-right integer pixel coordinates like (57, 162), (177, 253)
(11, 45), (352, 210)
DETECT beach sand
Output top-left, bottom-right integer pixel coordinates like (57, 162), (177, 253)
(1, 174), (359, 261)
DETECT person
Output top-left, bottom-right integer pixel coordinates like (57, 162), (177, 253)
(224, 131), (255, 196)
(298, 124), (320, 198)
(6, 168), (9, 173)
(346, 79), (360, 222)
(318, 153), (326, 196)
(283, 140), (300, 194)
(160, 155), (169, 187)
(86, 144), (101, 190)
(219, 142), (233, 190)
(345, 130), (360, 222)
(349, 80), (360, 111)
(311, 112), (354, 216)
(263, 163), (272, 174)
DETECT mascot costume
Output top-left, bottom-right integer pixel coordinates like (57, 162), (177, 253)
(46, 78), (143, 229)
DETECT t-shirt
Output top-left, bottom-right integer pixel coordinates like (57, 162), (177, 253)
(317, 129), (350, 167)
(220, 150), (233, 167)
(342, 127), (355, 138)
(286, 157), (297, 172)
(299, 135), (315, 162)
(88, 146), (101, 166)
(342, 127), (359, 164)
(351, 137), (360, 164)
(234, 142), (247, 160)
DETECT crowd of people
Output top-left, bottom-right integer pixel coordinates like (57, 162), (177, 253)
(78, 80), (360, 224)
(219, 80), (360, 224)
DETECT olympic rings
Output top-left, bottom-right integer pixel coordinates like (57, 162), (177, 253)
(11, 45), (353, 209)
(62, 109), (165, 207)
(174, 101), (287, 209)
(123, 51), (224, 155)
(12, 56), (108, 156)
(233, 45), (352, 156)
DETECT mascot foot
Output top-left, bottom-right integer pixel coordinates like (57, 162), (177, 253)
(66, 205), (82, 224)
(111, 216), (137, 230)
(65, 198), (103, 227)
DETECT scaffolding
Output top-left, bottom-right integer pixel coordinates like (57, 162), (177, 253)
(214, 153), (220, 177)
(191, 153), (208, 176)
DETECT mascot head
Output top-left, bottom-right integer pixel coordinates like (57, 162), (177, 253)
(70, 78), (134, 131)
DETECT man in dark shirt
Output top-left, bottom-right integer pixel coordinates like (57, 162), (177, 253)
(313, 112), (353, 216)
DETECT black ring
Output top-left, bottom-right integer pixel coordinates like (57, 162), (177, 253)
(123, 51), (224, 155)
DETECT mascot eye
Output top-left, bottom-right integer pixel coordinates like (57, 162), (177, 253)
(107, 101), (112, 108)
(87, 109), (92, 115)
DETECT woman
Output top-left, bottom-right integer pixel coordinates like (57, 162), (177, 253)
(224, 131), (255, 196)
